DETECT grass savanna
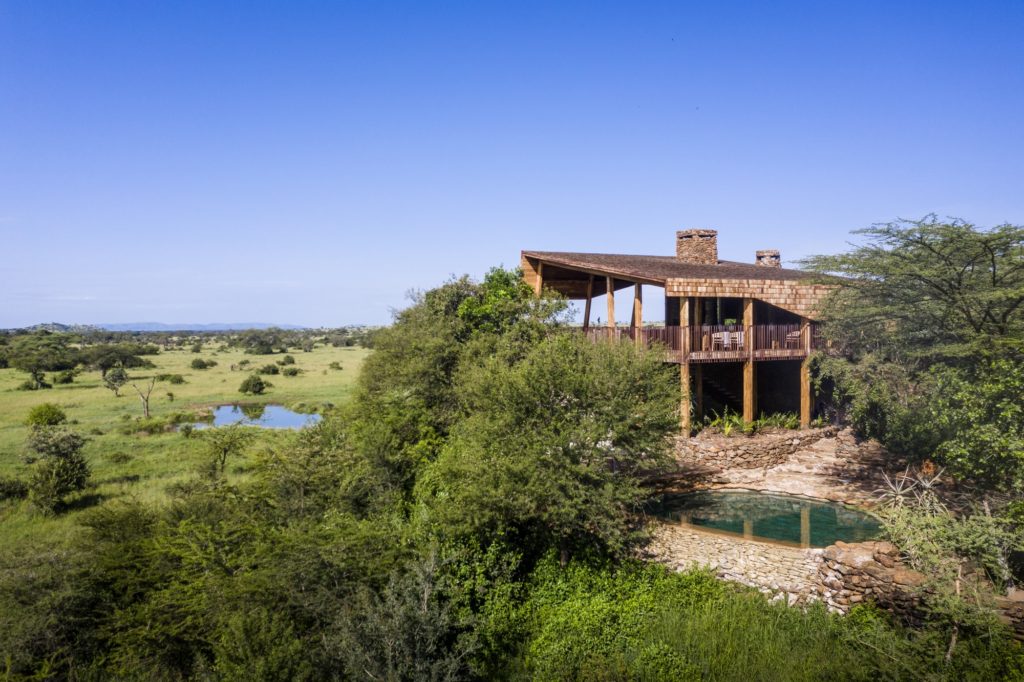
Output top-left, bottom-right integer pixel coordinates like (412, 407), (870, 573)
(0, 337), (369, 548)
(2, 250), (1023, 681)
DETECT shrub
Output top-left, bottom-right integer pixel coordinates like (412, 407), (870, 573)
(52, 370), (75, 385)
(191, 343), (202, 353)
(191, 358), (217, 370)
(279, 355), (296, 366)
(281, 367), (301, 377)
(180, 424), (195, 439)
(239, 374), (268, 395)
(328, 361), (343, 370)
(23, 427), (90, 513)
(0, 476), (29, 501)
(258, 364), (279, 375)
(25, 403), (67, 427)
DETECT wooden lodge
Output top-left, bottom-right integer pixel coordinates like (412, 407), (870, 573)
(521, 229), (834, 432)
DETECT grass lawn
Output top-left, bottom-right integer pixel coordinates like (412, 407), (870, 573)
(0, 342), (369, 549)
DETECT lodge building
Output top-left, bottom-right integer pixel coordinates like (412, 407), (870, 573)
(521, 230), (834, 432)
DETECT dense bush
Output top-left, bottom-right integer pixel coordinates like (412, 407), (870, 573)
(25, 403), (68, 427)
(258, 364), (279, 375)
(191, 358), (217, 370)
(239, 374), (269, 395)
(279, 354), (296, 365)
(23, 427), (90, 513)
(0, 476), (29, 501)
(156, 373), (186, 384)
(52, 369), (75, 384)
(281, 366), (301, 377)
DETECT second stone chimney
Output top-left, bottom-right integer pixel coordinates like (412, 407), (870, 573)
(755, 249), (781, 268)
(676, 229), (718, 265)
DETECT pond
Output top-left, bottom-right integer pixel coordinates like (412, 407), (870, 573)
(199, 404), (322, 430)
(647, 490), (881, 548)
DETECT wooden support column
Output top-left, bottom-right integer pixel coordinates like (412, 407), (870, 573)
(606, 277), (615, 331)
(582, 275), (594, 332)
(533, 262), (544, 297)
(742, 297), (756, 423)
(799, 316), (812, 428)
(679, 296), (691, 433)
(632, 284), (643, 347)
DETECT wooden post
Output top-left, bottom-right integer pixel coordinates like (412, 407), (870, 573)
(742, 298), (756, 423)
(533, 262), (544, 297)
(606, 277), (615, 331)
(679, 296), (690, 432)
(582, 275), (594, 332)
(633, 284), (643, 347)
(695, 365), (703, 422)
(799, 316), (812, 428)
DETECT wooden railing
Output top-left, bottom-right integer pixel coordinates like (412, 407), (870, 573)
(583, 324), (823, 363)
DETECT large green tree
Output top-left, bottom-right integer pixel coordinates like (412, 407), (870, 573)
(420, 333), (679, 565)
(7, 333), (79, 389)
(803, 217), (1024, 489)
(802, 216), (1024, 362)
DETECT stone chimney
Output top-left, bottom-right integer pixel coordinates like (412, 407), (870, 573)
(755, 249), (781, 268)
(676, 229), (718, 265)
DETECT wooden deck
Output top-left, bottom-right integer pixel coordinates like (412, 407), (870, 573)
(583, 323), (823, 363)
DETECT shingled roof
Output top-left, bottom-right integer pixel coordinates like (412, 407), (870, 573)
(521, 250), (815, 284)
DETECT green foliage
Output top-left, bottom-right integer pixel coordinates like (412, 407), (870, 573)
(7, 333), (79, 388)
(201, 424), (254, 476)
(422, 333), (678, 563)
(239, 373), (269, 395)
(347, 268), (566, 499)
(281, 366), (301, 376)
(328, 361), (342, 370)
(52, 369), (75, 384)
(23, 426), (90, 513)
(279, 354), (296, 365)
(334, 552), (478, 681)
(25, 402), (67, 427)
(191, 357), (217, 370)
(156, 372), (186, 384)
(804, 218), (1024, 494)
(803, 216), (1024, 361)
(82, 343), (154, 376)
(258, 363), (279, 375)
(0, 476), (29, 501)
(103, 365), (129, 396)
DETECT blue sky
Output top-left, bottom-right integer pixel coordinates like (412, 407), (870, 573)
(1, 1), (1022, 327)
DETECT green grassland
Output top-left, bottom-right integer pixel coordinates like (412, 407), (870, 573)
(0, 342), (369, 548)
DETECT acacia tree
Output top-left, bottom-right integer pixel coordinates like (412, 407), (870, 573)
(802, 216), (1024, 363)
(802, 217), (1024, 489)
(7, 334), (79, 389)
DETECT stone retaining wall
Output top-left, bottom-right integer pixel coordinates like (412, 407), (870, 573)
(676, 426), (836, 471)
(649, 524), (925, 616)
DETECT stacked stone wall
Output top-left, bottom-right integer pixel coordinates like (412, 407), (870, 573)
(677, 426), (835, 471)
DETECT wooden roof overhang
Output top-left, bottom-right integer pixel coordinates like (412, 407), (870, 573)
(521, 250), (835, 319)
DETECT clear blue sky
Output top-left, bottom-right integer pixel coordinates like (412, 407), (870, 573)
(2, 1), (1022, 327)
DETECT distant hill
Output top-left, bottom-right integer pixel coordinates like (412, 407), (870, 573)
(98, 322), (307, 332)
(16, 322), (103, 333)
(5, 322), (306, 333)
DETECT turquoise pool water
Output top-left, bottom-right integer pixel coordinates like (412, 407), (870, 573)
(648, 490), (881, 548)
